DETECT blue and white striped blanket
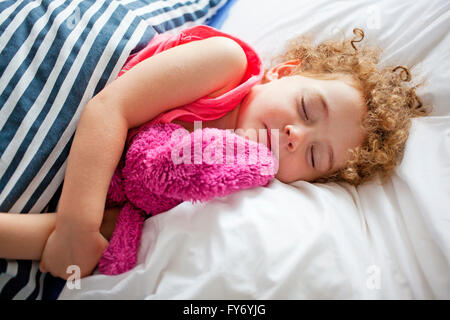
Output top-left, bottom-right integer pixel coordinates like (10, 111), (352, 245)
(0, 0), (228, 300)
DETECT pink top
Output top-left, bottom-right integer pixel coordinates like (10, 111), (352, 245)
(117, 25), (264, 124)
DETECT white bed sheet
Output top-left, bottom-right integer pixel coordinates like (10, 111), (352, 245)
(59, 0), (450, 299)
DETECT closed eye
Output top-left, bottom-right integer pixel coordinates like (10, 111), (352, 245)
(302, 96), (309, 120)
(311, 145), (315, 168)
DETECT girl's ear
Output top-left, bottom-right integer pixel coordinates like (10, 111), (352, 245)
(264, 59), (302, 82)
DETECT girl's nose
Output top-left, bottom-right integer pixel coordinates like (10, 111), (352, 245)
(284, 124), (307, 152)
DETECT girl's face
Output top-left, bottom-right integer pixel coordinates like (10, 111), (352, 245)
(234, 60), (367, 183)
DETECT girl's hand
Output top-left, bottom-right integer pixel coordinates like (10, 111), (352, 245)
(39, 225), (108, 280)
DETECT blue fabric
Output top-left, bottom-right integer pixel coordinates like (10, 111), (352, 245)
(0, 0), (229, 300)
(206, 0), (237, 29)
(123, 0), (228, 33)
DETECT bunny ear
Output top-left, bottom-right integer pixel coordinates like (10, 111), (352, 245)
(350, 28), (365, 51)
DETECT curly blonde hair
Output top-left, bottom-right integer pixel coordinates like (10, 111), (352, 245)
(268, 28), (432, 186)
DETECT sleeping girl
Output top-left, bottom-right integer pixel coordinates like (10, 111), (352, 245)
(0, 25), (430, 279)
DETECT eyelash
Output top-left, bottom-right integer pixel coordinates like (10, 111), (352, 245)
(301, 96), (309, 120)
(302, 98), (317, 168)
(301, 97), (316, 168)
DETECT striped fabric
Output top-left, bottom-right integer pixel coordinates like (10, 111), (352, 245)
(121, 0), (229, 33)
(0, 0), (228, 300)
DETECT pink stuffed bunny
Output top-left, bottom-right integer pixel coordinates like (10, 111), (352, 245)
(98, 122), (277, 275)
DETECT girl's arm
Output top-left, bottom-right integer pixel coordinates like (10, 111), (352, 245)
(0, 213), (56, 261)
(39, 36), (247, 279)
(0, 207), (121, 261)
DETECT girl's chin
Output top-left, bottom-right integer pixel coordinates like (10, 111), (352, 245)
(275, 172), (297, 184)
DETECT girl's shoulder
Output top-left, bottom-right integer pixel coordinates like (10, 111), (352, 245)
(148, 26), (265, 124)
(121, 25), (263, 82)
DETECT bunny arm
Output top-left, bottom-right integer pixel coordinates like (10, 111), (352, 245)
(98, 202), (144, 275)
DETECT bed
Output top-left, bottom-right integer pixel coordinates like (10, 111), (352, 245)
(1, 0), (449, 300)
(59, 0), (450, 299)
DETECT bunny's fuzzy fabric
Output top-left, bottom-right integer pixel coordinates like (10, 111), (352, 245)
(98, 122), (277, 275)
